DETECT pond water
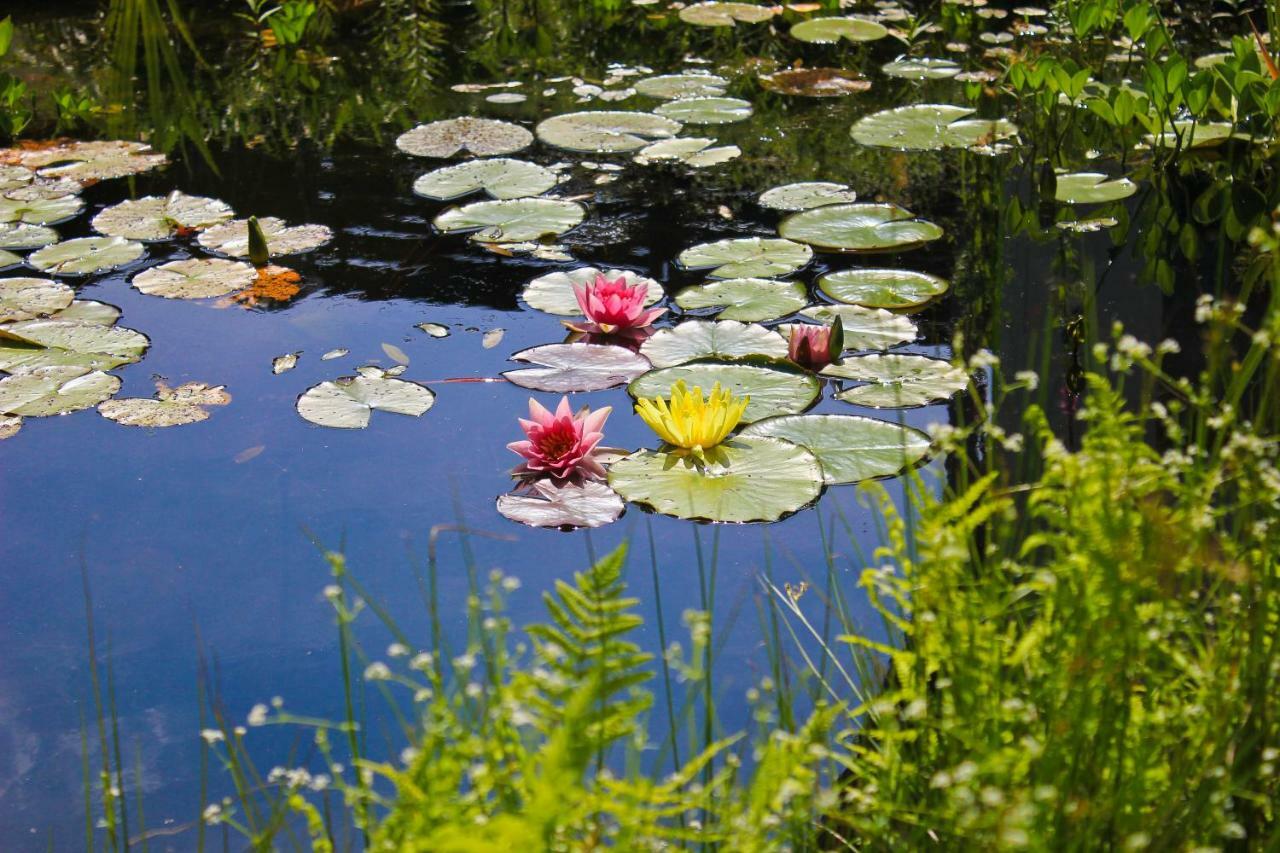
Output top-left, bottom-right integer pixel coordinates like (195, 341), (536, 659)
(0, 1), (1232, 846)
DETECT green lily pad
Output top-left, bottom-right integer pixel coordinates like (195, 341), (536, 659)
(608, 435), (823, 522)
(678, 237), (813, 279)
(27, 236), (145, 276)
(1054, 172), (1138, 204)
(634, 74), (729, 99)
(0, 366), (121, 417)
(396, 118), (533, 158)
(503, 342), (651, 392)
(49, 300), (120, 325)
(90, 191), (234, 241)
(881, 57), (961, 79)
(4, 178), (81, 201)
(297, 372), (436, 429)
(779, 203), (943, 252)
(197, 217), (332, 258)
(758, 182), (858, 212)
(0, 165), (33, 191)
(674, 278), (808, 322)
(0, 319), (149, 373)
(412, 158), (558, 201)
(434, 198), (585, 243)
(522, 267), (663, 315)
(132, 258), (258, 299)
(654, 97), (752, 124)
(30, 141), (168, 181)
(792, 305), (917, 349)
(97, 380), (230, 427)
(629, 357), (821, 423)
(497, 478), (625, 530)
(536, 111), (683, 152)
(678, 1), (778, 26)
(817, 267), (949, 309)
(0, 222), (58, 250)
(1143, 120), (1239, 149)
(634, 138), (742, 168)
(640, 320), (788, 368)
(0, 194), (83, 226)
(0, 250), (18, 268)
(0, 277), (74, 322)
(851, 104), (1019, 151)
(740, 413), (932, 484)
(791, 16), (889, 43)
(822, 353), (969, 407)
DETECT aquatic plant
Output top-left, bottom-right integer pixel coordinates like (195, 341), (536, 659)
(568, 272), (666, 334)
(508, 396), (611, 481)
(634, 380), (746, 458)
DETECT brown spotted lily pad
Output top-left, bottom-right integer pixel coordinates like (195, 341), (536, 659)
(98, 381), (231, 427)
(760, 68), (871, 97)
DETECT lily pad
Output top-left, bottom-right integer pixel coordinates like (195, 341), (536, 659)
(536, 111), (682, 153)
(779, 203), (943, 252)
(522, 267), (663, 316)
(0, 366), (121, 417)
(297, 373), (436, 429)
(91, 191), (235, 241)
(0, 222), (58, 250)
(132, 258), (258, 299)
(791, 16), (889, 43)
(674, 278), (808, 322)
(0, 413), (18, 438)
(640, 320), (788, 368)
(50, 300), (120, 325)
(817, 267), (949, 309)
(881, 57), (962, 79)
(197, 217), (332, 258)
(1144, 120), (1238, 149)
(760, 68), (871, 97)
(1054, 172), (1138, 204)
(0, 249), (18, 268)
(677, 237), (813, 279)
(0, 277), (74, 322)
(758, 182), (858, 211)
(740, 413), (931, 484)
(634, 74), (729, 99)
(678, 1), (778, 26)
(654, 97), (753, 125)
(28, 141), (168, 181)
(434, 198), (585, 243)
(0, 319), (150, 372)
(396, 118), (533, 158)
(634, 138), (742, 168)
(497, 478), (626, 529)
(412, 158), (558, 201)
(27, 236), (145, 276)
(792, 305), (917, 349)
(822, 353), (969, 407)
(608, 435), (822, 522)
(851, 104), (1019, 151)
(0, 165), (32, 191)
(503, 342), (650, 392)
(98, 381), (231, 428)
(629, 358), (821, 422)
(0, 195), (83, 226)
(5, 178), (82, 201)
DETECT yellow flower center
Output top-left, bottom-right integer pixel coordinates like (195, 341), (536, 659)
(634, 380), (748, 456)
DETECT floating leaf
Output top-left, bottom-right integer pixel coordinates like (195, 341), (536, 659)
(27, 236), (146, 276)
(790, 15), (888, 43)
(852, 104), (1018, 151)
(759, 68), (871, 97)
(758, 182), (858, 211)
(0, 249), (18, 268)
(412, 158), (558, 201)
(482, 328), (505, 348)
(0, 277), (74, 322)
(792, 305), (917, 349)
(132, 258), (257, 299)
(817, 267), (949, 309)
(417, 322), (450, 337)
(1143, 120), (1239, 149)
(823, 353), (969, 407)
(882, 57), (962, 79)
(434, 198), (585, 243)
(629, 358), (821, 422)
(654, 97), (753, 125)
(678, 1), (778, 26)
(779, 203), (943, 252)
(0, 164), (32, 191)
(0, 365), (121, 416)
(634, 137), (742, 168)
(1054, 172), (1138, 204)
(536, 111), (682, 153)
(740, 413), (930, 484)
(1056, 217), (1118, 233)
(98, 381), (230, 427)
(608, 435), (822, 522)
(674, 278), (808, 322)
(198, 217), (332, 258)
(0, 222), (58, 249)
(396, 118), (534, 158)
(297, 374), (436, 429)
(5, 177), (81, 201)
(634, 74), (729, 99)
(503, 342), (650, 392)
(522, 267), (663, 316)
(27, 140), (167, 181)
(677, 237), (812, 279)
(0, 412), (18, 438)
(49, 300), (120, 325)
(497, 478), (626, 529)
(91, 191), (234, 241)
(640, 320), (788, 367)
(273, 352), (300, 374)
(0, 194), (83, 226)
(0, 318), (149, 372)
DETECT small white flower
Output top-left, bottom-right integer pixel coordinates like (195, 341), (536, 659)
(200, 728), (224, 744)
(387, 643), (409, 658)
(202, 804), (223, 824)
(1014, 370), (1039, 390)
(247, 704), (269, 727)
(322, 584), (342, 601)
(363, 662), (392, 681)
(409, 651), (434, 671)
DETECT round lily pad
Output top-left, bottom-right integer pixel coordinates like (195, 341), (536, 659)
(634, 74), (729, 99)
(852, 104), (1018, 151)
(677, 237), (813, 279)
(792, 305), (917, 349)
(0, 194), (83, 226)
(760, 68), (871, 97)
(0, 222), (58, 250)
(90, 191), (234, 241)
(297, 373), (436, 429)
(629, 358), (821, 423)
(197, 217), (332, 258)
(759, 182), (858, 212)
(640, 320), (788, 368)
(654, 97), (753, 125)
(0, 366), (121, 417)
(0, 277), (74, 322)
(503, 343), (651, 392)
(635, 138), (742, 168)
(30, 141), (167, 181)
(0, 319), (150, 372)
(1054, 172), (1138, 204)
(434, 198), (585, 243)
(27, 236), (145, 276)
(396, 118), (533, 158)
(674, 278), (808, 322)
(740, 413), (931, 484)
(817, 268), (949, 309)
(822, 353), (969, 407)
(497, 478), (626, 530)
(678, 1), (778, 26)
(98, 381), (230, 427)
(608, 435), (823, 523)
(882, 57), (961, 79)
(779, 203), (943, 252)
(536, 111), (682, 153)
(132, 258), (258, 299)
(522, 267), (663, 315)
(791, 16), (888, 43)
(412, 158), (558, 201)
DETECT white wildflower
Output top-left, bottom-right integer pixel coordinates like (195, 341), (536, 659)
(247, 704), (269, 727)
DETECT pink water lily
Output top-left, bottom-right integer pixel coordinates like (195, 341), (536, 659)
(787, 317), (844, 369)
(567, 273), (666, 334)
(508, 397), (612, 481)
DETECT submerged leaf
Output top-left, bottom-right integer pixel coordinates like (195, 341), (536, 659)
(759, 68), (870, 97)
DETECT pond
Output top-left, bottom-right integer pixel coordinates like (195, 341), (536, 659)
(0, 0), (1257, 847)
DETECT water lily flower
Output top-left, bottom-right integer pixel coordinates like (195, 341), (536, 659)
(635, 380), (748, 458)
(567, 273), (666, 334)
(508, 397), (611, 481)
(787, 316), (844, 369)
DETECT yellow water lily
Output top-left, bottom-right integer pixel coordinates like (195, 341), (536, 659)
(635, 380), (748, 456)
